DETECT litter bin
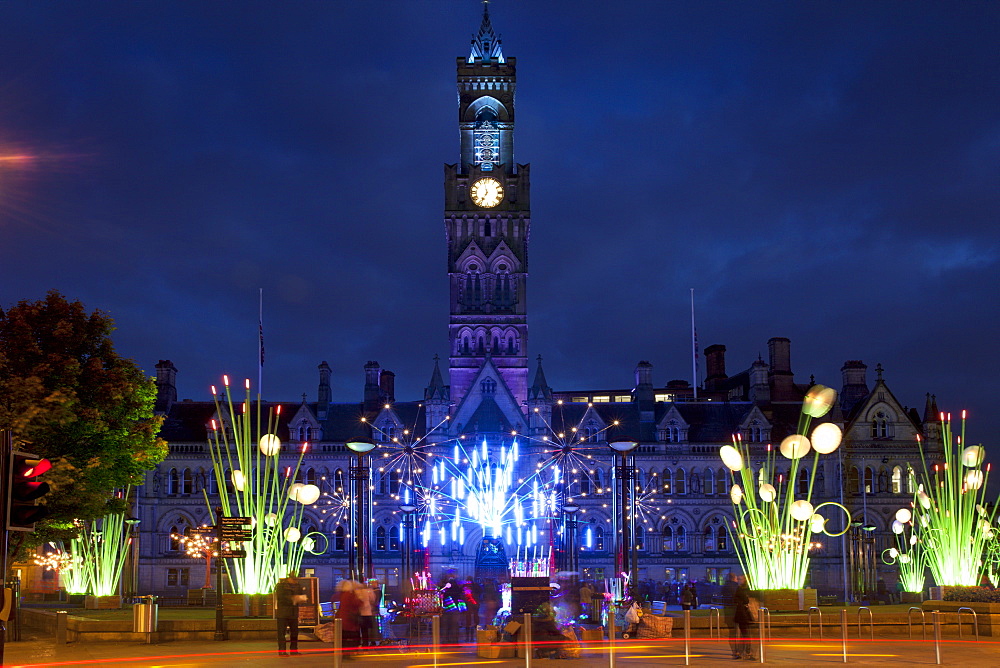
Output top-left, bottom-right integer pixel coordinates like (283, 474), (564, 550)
(133, 595), (158, 642)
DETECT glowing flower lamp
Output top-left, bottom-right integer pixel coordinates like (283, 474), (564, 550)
(259, 434), (281, 456)
(803, 385), (837, 418)
(284, 527), (301, 542)
(790, 499), (814, 521)
(965, 470), (984, 489)
(231, 470), (246, 492)
(296, 484), (321, 505)
(895, 508), (912, 524)
(962, 445), (985, 467)
(779, 435), (811, 460)
(759, 483), (776, 503)
(730, 484), (744, 505)
(811, 423), (842, 454)
(720, 445), (744, 471)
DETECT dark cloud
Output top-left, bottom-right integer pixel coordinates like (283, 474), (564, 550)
(2, 0), (997, 452)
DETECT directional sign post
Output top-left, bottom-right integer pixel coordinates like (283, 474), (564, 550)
(213, 513), (254, 641)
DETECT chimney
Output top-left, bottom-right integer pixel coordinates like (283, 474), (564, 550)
(634, 361), (653, 389)
(704, 344), (727, 390)
(749, 358), (770, 403)
(363, 361), (381, 410)
(379, 370), (395, 404)
(767, 337), (795, 401)
(154, 360), (177, 414)
(840, 360), (869, 414)
(317, 361), (332, 419)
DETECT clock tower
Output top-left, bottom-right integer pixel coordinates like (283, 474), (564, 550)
(445, 3), (530, 408)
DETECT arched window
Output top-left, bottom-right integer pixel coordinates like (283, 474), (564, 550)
(676, 526), (688, 552)
(595, 469), (604, 492)
(595, 526), (605, 551)
(704, 525), (716, 551)
(378, 473), (388, 495)
(891, 466), (902, 494)
(848, 466), (860, 494)
(662, 526), (674, 552)
(864, 467), (875, 494)
(390, 470), (400, 495)
(167, 468), (179, 495)
(798, 469), (809, 495)
(376, 526), (387, 551)
(334, 526), (346, 551)
(389, 526), (399, 550)
(906, 468), (915, 494)
(717, 468), (728, 495)
(704, 468), (715, 496)
(304, 468), (317, 485)
(717, 526), (728, 552)
(169, 525), (182, 551)
(636, 525), (645, 551)
(663, 469), (673, 495)
(676, 468), (687, 495)
(580, 475), (591, 496)
(181, 468), (194, 495)
(298, 424), (308, 442)
(334, 469), (345, 492)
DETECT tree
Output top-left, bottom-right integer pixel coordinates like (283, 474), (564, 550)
(0, 291), (167, 561)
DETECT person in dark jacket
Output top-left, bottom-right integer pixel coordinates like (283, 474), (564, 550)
(720, 573), (740, 659)
(274, 573), (306, 656)
(732, 576), (756, 660)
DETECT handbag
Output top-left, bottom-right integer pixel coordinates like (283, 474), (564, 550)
(746, 597), (760, 623)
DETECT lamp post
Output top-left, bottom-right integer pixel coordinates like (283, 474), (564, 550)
(347, 436), (377, 582)
(399, 502), (417, 594)
(561, 502), (580, 575)
(124, 516), (141, 597)
(609, 437), (639, 589)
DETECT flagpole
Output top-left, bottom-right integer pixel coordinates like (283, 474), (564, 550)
(258, 288), (263, 398)
(690, 288), (698, 399)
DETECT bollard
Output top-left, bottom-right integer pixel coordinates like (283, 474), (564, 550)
(758, 608), (766, 664)
(523, 612), (533, 667)
(607, 603), (615, 668)
(55, 610), (67, 645)
(432, 614), (441, 668)
(683, 609), (690, 666)
(333, 617), (342, 668)
(840, 609), (848, 663)
(932, 611), (941, 665)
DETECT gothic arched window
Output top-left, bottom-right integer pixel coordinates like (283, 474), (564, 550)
(181, 468), (193, 495)
(675, 468), (687, 495)
(717, 468), (728, 495)
(580, 475), (591, 496)
(389, 526), (399, 550)
(798, 469), (809, 495)
(376, 526), (387, 551)
(662, 526), (674, 552)
(334, 526), (346, 551)
(718, 526), (728, 552)
(167, 469), (179, 496)
(334, 469), (346, 492)
(636, 525), (645, 551)
(704, 468), (715, 496)
(892, 466), (902, 494)
(595, 526), (605, 551)
(848, 466), (860, 494)
(390, 470), (400, 495)
(865, 467), (875, 494)
(676, 526), (688, 552)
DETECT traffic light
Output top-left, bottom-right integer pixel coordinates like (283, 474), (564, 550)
(7, 451), (52, 531)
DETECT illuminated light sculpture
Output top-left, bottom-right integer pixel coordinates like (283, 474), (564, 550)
(170, 528), (219, 589)
(33, 540), (87, 594)
(905, 412), (1000, 586)
(722, 384), (850, 590)
(881, 497), (928, 593)
(205, 377), (324, 595)
(71, 510), (137, 596)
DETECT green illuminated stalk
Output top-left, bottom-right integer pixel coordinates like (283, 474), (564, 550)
(204, 377), (322, 595)
(72, 510), (134, 596)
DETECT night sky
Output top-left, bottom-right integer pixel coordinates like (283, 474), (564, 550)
(2, 2), (998, 449)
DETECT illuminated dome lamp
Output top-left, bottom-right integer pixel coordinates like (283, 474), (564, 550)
(399, 503), (418, 514)
(562, 502), (581, 514)
(346, 437), (377, 454)
(608, 439), (639, 453)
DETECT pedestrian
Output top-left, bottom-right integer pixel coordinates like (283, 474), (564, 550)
(732, 575), (756, 660)
(579, 580), (595, 620)
(334, 579), (362, 654)
(721, 573), (740, 659)
(439, 570), (462, 645)
(274, 571), (306, 656)
(357, 579), (377, 647)
(680, 584), (694, 611)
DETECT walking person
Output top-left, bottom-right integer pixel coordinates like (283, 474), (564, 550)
(732, 575), (756, 660)
(274, 572), (306, 656)
(334, 579), (362, 655)
(721, 573), (740, 659)
(357, 579), (377, 647)
(681, 583), (694, 611)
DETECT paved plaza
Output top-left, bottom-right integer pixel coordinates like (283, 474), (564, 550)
(4, 631), (997, 667)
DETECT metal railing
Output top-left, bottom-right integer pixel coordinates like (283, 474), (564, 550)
(708, 607), (721, 639)
(857, 606), (873, 640)
(957, 606), (979, 642)
(757, 606), (770, 663)
(907, 606), (926, 640)
(808, 606), (823, 639)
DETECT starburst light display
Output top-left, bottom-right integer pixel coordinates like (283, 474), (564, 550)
(723, 385), (851, 590)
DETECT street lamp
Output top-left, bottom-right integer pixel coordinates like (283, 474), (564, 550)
(609, 435), (639, 590)
(399, 501), (418, 594)
(561, 502), (580, 575)
(347, 434), (377, 582)
(124, 516), (141, 597)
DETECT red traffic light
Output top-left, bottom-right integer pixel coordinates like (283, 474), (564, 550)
(7, 451), (52, 531)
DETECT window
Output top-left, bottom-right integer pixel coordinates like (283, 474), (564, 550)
(662, 526), (674, 552)
(304, 468), (317, 485)
(717, 527), (728, 552)
(389, 526), (399, 551)
(595, 526), (605, 551)
(878, 468), (889, 494)
(892, 466), (902, 494)
(166, 568), (190, 587)
(334, 526), (346, 551)
(676, 526), (687, 552)
(334, 469), (346, 492)
(654, 394), (674, 403)
(704, 468), (715, 496)
(717, 468), (728, 495)
(571, 397), (588, 403)
(181, 468), (194, 495)
(376, 526), (386, 551)
(167, 468), (179, 495)
(704, 525), (716, 551)
(595, 469), (604, 492)
(389, 470), (401, 495)
(906, 468), (915, 494)
(663, 469), (672, 495)
(298, 424), (309, 441)
(675, 469), (687, 495)
(169, 525), (182, 551)
(592, 396), (610, 403)
(798, 469), (809, 495)
(848, 466), (860, 494)
(473, 108), (500, 168)
(636, 526), (645, 551)
(864, 467), (875, 494)
(580, 475), (591, 496)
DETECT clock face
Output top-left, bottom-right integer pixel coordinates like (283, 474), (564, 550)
(470, 177), (504, 208)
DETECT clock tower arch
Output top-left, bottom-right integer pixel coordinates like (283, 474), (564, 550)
(445, 2), (530, 409)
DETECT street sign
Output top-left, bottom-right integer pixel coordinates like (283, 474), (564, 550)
(186, 527), (216, 537)
(218, 529), (252, 540)
(219, 548), (246, 558)
(219, 516), (251, 526)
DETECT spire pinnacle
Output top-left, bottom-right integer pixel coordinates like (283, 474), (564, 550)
(469, 0), (504, 63)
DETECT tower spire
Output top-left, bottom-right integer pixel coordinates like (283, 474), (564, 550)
(469, 0), (504, 63)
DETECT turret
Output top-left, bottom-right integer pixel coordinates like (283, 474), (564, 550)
(154, 360), (177, 414)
